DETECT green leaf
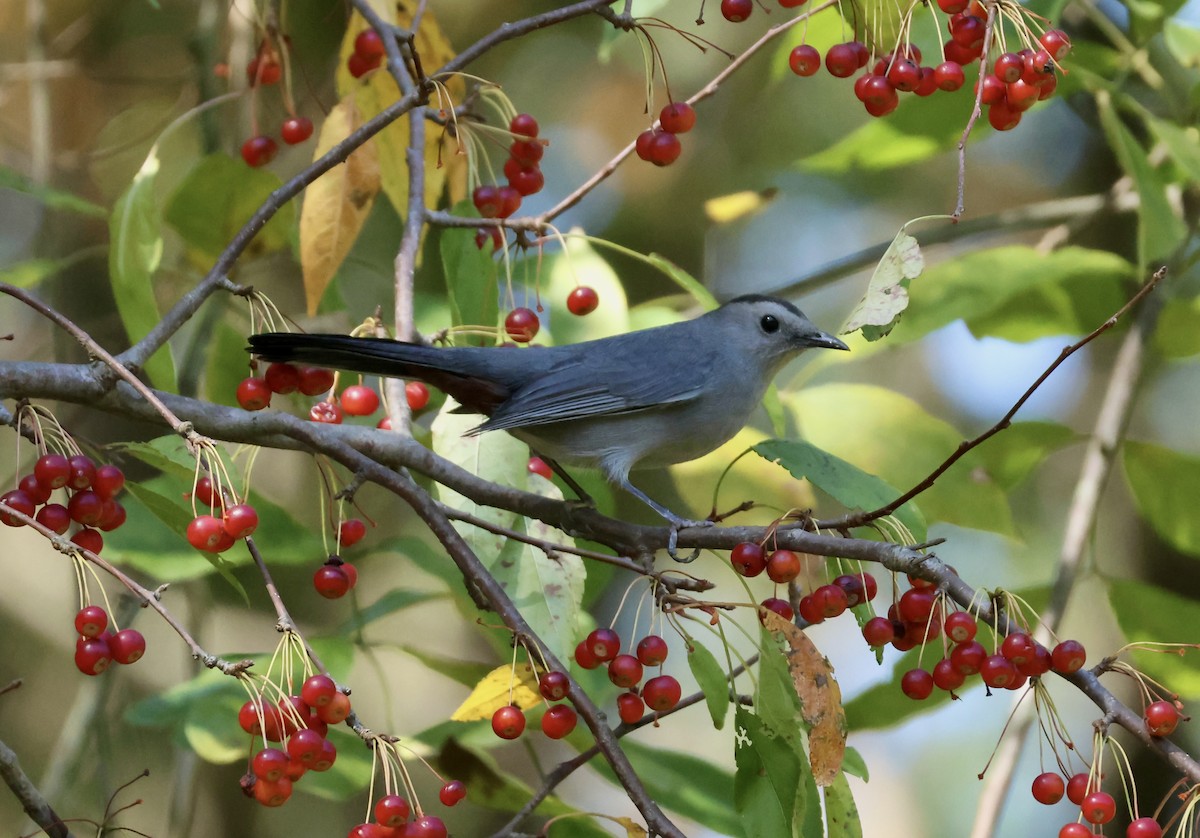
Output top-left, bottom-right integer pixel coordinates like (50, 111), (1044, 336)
(164, 152), (294, 261)
(894, 246), (1135, 344)
(646, 253), (719, 309)
(1164, 18), (1200, 68)
(733, 706), (803, 838)
(824, 772), (863, 838)
(843, 223), (927, 340)
(843, 648), (958, 731)
(110, 435), (197, 480)
(799, 90), (974, 173)
(0, 165), (107, 217)
(1145, 117), (1200, 184)
(1097, 93), (1187, 266)
(108, 153), (176, 389)
(340, 589), (444, 632)
(1125, 0), (1187, 43)
(1123, 441), (1200, 556)
(964, 268), (1127, 343)
(753, 439), (924, 541)
(431, 405), (585, 662)
(1108, 579), (1200, 696)
(394, 645), (492, 688)
(439, 200), (498, 337)
(1154, 297), (1200, 358)
(619, 739), (744, 837)
(841, 746), (869, 781)
(0, 253), (93, 288)
(182, 687), (246, 763)
(973, 422), (1080, 490)
(755, 630), (803, 745)
(688, 641), (731, 730)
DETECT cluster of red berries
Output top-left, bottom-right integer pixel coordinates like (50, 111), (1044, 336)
(184, 475), (259, 554)
(238, 673), (347, 808)
(1, 452), (128, 554)
(313, 553), (360, 600)
(635, 101), (695, 167)
(238, 359), (429, 428)
(347, 796), (453, 838)
(785, 0), (1068, 127)
(238, 39), (315, 167)
(1030, 770), (1164, 836)
(719, 0), (817, 24)
(729, 543), (875, 624)
(73, 605), (146, 676)
(347, 28), (387, 79)
(576, 628), (682, 723)
(499, 285), (601, 345)
(489, 669), (580, 742)
(471, 113), (547, 251)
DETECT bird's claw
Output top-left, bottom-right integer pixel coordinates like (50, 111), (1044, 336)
(667, 518), (713, 563)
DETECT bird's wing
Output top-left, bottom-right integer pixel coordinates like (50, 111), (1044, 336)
(477, 335), (716, 432)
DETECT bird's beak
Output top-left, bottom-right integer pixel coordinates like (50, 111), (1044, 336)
(804, 330), (850, 351)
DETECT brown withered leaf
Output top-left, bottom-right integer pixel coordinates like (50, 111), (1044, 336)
(298, 97), (380, 315)
(762, 610), (847, 787)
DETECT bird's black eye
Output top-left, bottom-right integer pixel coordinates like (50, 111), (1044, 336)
(760, 314), (780, 334)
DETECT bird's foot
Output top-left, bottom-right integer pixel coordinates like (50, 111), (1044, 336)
(667, 518), (713, 563)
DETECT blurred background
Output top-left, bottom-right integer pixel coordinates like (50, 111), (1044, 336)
(1, 0), (1199, 836)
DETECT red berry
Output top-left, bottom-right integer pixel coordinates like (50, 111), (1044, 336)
(496, 185), (522, 217)
(1052, 640), (1086, 673)
(720, 0), (752, 22)
(766, 549), (802, 583)
(1144, 700), (1181, 736)
(759, 597), (794, 622)
(646, 130), (682, 166)
(574, 640), (600, 670)
(1032, 772), (1065, 805)
(1082, 791), (1116, 824)
(988, 101), (1022, 131)
(346, 52), (375, 78)
(1059, 824), (1091, 838)
(617, 692), (644, 724)
(71, 528), (104, 554)
(473, 185), (502, 218)
(309, 400), (344, 424)
(636, 635), (669, 666)
(67, 489), (103, 525)
(527, 456), (554, 480)
(18, 473), (50, 505)
(1127, 818), (1163, 838)
(897, 588), (936, 623)
(978, 74), (1006, 105)
(863, 90), (900, 117)
(538, 670), (570, 701)
(253, 747), (290, 782)
(635, 129), (657, 162)
(439, 779), (467, 806)
(509, 113), (539, 138)
(915, 67), (939, 97)
(1018, 643), (1053, 677)
(979, 654), (1018, 688)
(951, 640), (987, 675)
(0, 490), (35, 526)
(96, 499), (126, 531)
(505, 308), (540, 343)
(374, 794), (411, 827)
(833, 573), (875, 606)
(35, 453), (71, 490)
(507, 165), (544, 197)
(91, 465), (125, 500)
(287, 728), (324, 765)
(317, 691), (351, 725)
(75, 637), (112, 675)
(491, 705), (526, 739)
(730, 542), (766, 577)
(223, 504), (259, 538)
(789, 44), (821, 76)
(241, 136), (278, 168)
(825, 43), (859, 77)
(1001, 632), (1036, 665)
(901, 668), (934, 700)
(994, 52), (1024, 83)
(354, 29), (386, 60)
(1040, 29), (1072, 60)
(75, 606), (108, 638)
(932, 658), (965, 691)
(813, 584), (849, 618)
(340, 384), (379, 416)
(886, 58), (921, 92)
(950, 14), (985, 48)
(641, 674), (681, 712)
(1066, 772), (1092, 805)
(187, 514), (225, 552)
(937, 0), (968, 11)
(540, 704), (578, 739)
(409, 815), (448, 838)
(347, 825), (385, 838)
(67, 455), (96, 490)
(36, 503), (71, 534)
(1006, 79), (1041, 111)
(944, 611), (977, 643)
(934, 61), (965, 91)
(301, 673), (337, 707)
(280, 116), (313, 145)
(252, 776), (292, 807)
(862, 616), (895, 647)
(659, 101), (696, 133)
(797, 595), (824, 625)
(566, 286), (599, 316)
(339, 518), (367, 547)
(608, 654), (644, 688)
(509, 139), (544, 166)
(406, 381), (431, 410)
(313, 564), (351, 599)
(586, 627), (621, 662)
(295, 366), (334, 396)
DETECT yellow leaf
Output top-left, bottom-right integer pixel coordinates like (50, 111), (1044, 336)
(703, 188), (777, 224)
(613, 816), (649, 837)
(337, 5), (467, 220)
(299, 97), (380, 315)
(449, 662), (540, 722)
(762, 611), (847, 787)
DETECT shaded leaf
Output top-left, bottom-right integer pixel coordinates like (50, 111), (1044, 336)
(108, 153), (175, 389)
(1164, 18), (1200, 68)
(824, 771), (863, 838)
(842, 223), (926, 339)
(688, 641), (731, 729)
(646, 253), (719, 309)
(396, 645), (491, 688)
(615, 739), (744, 837)
(1108, 579), (1200, 696)
(973, 421), (1080, 490)
(1145, 116), (1200, 184)
(1154, 297), (1200, 358)
(340, 589), (444, 632)
(440, 199), (499, 335)
(299, 96), (381, 315)
(449, 663), (540, 721)
(763, 611), (847, 787)
(0, 254), (91, 288)
(753, 438), (924, 541)
(0, 165), (107, 216)
(733, 706), (803, 838)
(1123, 441), (1200, 556)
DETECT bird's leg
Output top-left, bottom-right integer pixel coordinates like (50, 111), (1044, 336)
(618, 478), (712, 562)
(533, 451), (594, 507)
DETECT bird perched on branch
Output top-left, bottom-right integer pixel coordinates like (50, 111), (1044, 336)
(249, 295), (847, 551)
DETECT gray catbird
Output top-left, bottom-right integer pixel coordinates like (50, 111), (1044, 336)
(248, 294), (847, 534)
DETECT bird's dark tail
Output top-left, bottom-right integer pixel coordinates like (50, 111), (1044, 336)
(247, 333), (443, 378)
